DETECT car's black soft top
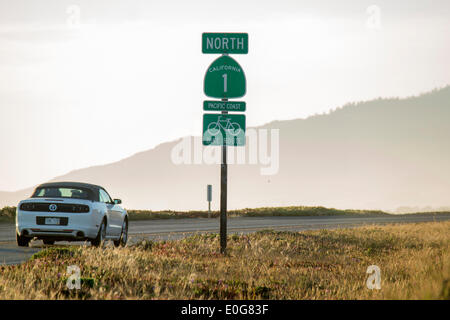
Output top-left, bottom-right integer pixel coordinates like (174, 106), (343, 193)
(36, 181), (103, 191)
(32, 181), (105, 201)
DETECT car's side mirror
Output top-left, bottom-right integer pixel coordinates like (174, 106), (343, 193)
(114, 199), (122, 205)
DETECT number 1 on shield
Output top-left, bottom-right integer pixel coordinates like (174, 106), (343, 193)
(222, 73), (227, 93)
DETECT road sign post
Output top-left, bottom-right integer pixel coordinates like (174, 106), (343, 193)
(220, 108), (228, 254)
(202, 32), (248, 254)
(207, 184), (212, 218)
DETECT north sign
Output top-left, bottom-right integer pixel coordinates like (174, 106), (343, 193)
(202, 33), (248, 54)
(204, 55), (246, 99)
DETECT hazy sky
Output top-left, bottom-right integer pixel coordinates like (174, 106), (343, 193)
(0, 0), (449, 191)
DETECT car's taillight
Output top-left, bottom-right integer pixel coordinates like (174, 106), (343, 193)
(19, 202), (89, 213)
(20, 203), (35, 211)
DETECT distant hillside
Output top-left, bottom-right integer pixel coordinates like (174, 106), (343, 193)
(1, 86), (449, 211)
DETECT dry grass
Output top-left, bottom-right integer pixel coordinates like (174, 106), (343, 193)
(0, 206), (390, 224)
(0, 221), (449, 299)
(127, 206), (390, 220)
(0, 206), (15, 223)
(2, 206), (449, 223)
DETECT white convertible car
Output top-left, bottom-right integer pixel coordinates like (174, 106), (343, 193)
(16, 182), (128, 247)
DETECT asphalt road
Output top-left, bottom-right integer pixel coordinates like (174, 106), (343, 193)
(1, 213), (449, 265)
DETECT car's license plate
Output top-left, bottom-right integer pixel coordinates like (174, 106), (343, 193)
(45, 217), (60, 225)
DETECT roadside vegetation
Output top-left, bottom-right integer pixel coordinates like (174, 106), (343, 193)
(126, 206), (389, 220)
(0, 221), (449, 299)
(0, 206), (15, 223)
(2, 205), (449, 223)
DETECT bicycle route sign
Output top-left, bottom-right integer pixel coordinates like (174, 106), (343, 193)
(202, 113), (246, 146)
(204, 55), (246, 99)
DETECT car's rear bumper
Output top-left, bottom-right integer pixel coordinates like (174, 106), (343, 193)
(18, 228), (93, 240)
(16, 211), (99, 240)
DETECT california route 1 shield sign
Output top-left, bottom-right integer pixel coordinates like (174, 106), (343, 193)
(204, 55), (246, 99)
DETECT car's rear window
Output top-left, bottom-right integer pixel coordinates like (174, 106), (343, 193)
(32, 187), (93, 200)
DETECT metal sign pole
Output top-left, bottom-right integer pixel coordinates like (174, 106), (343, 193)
(207, 184), (212, 218)
(208, 201), (211, 218)
(220, 105), (228, 254)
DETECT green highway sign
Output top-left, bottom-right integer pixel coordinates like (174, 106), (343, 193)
(204, 55), (246, 99)
(201, 32), (249, 254)
(202, 113), (246, 146)
(203, 100), (246, 112)
(202, 33), (248, 54)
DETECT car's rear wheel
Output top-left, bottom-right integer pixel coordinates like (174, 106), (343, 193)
(43, 240), (55, 245)
(91, 219), (106, 247)
(114, 218), (128, 247)
(17, 233), (30, 247)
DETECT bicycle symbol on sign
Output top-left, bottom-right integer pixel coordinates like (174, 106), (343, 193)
(207, 116), (242, 136)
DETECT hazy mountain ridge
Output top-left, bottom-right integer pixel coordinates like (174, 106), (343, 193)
(1, 86), (449, 212)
